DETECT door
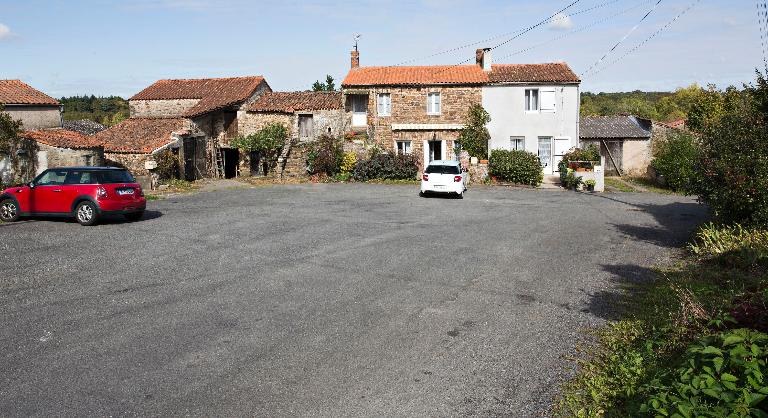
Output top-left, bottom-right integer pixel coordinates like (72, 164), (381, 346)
(183, 137), (197, 181)
(538, 137), (553, 175)
(30, 169), (68, 213)
(553, 137), (571, 173)
(221, 148), (239, 179)
(351, 96), (367, 127)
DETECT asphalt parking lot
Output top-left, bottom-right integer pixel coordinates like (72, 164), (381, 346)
(0, 184), (708, 417)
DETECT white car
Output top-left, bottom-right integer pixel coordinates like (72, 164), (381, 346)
(420, 160), (467, 198)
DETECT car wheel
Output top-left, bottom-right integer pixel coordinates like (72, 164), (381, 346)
(456, 191), (464, 199)
(419, 191), (426, 197)
(124, 212), (144, 222)
(75, 201), (99, 226)
(0, 199), (20, 222)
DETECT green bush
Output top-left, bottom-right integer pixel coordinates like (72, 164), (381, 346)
(457, 104), (491, 158)
(153, 149), (180, 180)
(689, 223), (768, 261)
(691, 78), (768, 225)
(231, 123), (287, 175)
(488, 149), (543, 186)
(641, 329), (768, 417)
(352, 151), (419, 181)
(307, 134), (343, 176)
(652, 131), (701, 192)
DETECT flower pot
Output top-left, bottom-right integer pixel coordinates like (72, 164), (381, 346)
(479, 159), (489, 165)
(586, 184), (595, 192)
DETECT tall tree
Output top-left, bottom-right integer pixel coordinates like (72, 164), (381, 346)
(311, 75), (336, 92)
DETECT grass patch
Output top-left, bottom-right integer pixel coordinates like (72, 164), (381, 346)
(556, 223), (768, 416)
(605, 177), (637, 192)
(144, 194), (161, 201)
(625, 176), (681, 195)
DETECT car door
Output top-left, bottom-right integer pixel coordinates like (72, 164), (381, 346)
(30, 169), (68, 213)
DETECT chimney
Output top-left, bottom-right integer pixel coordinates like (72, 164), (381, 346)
(351, 49), (360, 69)
(476, 48), (492, 71)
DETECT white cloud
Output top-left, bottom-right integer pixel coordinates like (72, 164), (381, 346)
(548, 13), (573, 31)
(0, 23), (12, 40)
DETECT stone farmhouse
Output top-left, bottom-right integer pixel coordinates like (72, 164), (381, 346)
(0, 80), (104, 184)
(341, 48), (581, 174)
(239, 91), (346, 177)
(93, 76), (271, 184)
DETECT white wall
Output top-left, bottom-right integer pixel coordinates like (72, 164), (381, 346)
(482, 84), (580, 173)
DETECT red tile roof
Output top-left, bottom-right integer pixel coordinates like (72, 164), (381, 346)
(247, 91), (343, 113)
(488, 63), (580, 83)
(0, 80), (59, 106)
(22, 129), (102, 149)
(92, 117), (188, 154)
(342, 65), (489, 86)
(129, 76), (267, 117)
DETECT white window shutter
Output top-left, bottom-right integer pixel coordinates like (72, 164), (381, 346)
(540, 89), (556, 112)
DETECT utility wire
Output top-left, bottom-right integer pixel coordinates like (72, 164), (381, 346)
(584, 0), (701, 78)
(396, 0), (619, 66)
(758, 1), (768, 70)
(430, 0), (583, 77)
(580, 0), (663, 77)
(495, 0), (654, 62)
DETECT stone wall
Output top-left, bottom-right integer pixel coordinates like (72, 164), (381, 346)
(238, 112), (295, 137)
(351, 86), (480, 150)
(282, 142), (310, 177)
(38, 143), (104, 169)
(129, 99), (200, 118)
(622, 139), (652, 177)
(5, 105), (61, 130)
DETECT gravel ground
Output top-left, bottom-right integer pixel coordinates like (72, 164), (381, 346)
(0, 184), (708, 417)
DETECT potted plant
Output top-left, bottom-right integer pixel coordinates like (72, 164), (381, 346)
(584, 179), (596, 192)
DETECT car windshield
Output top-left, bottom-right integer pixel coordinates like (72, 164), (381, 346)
(425, 165), (461, 175)
(95, 170), (135, 184)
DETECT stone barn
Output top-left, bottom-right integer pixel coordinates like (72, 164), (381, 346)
(0, 79), (62, 130)
(579, 115), (653, 177)
(239, 91), (347, 177)
(22, 129), (104, 172)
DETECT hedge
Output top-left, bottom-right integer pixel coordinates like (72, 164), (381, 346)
(488, 149), (543, 186)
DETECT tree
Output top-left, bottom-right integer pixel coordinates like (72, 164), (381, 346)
(311, 75), (336, 92)
(457, 104), (491, 159)
(230, 123), (287, 175)
(0, 105), (37, 185)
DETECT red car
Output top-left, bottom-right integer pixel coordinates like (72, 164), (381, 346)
(0, 167), (146, 226)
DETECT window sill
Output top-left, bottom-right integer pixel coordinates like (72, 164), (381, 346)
(426, 113), (442, 116)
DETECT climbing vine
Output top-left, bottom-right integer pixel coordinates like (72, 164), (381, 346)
(0, 105), (37, 186)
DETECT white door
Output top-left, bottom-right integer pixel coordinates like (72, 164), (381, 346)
(351, 96), (367, 127)
(538, 137), (552, 175)
(553, 137), (571, 173)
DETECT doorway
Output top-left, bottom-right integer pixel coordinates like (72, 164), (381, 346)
(351, 95), (367, 127)
(428, 140), (443, 162)
(221, 148), (239, 179)
(538, 137), (553, 174)
(183, 137), (197, 181)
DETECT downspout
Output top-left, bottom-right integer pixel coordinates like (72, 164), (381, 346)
(576, 84), (581, 148)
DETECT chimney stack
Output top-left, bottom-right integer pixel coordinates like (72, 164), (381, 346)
(351, 49), (360, 69)
(476, 48), (492, 71)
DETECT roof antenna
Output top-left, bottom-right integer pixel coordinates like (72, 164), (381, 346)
(353, 34), (361, 51)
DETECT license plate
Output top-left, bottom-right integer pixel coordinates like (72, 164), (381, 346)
(434, 185), (445, 189)
(117, 189), (135, 195)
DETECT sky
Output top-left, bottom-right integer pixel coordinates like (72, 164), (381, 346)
(0, 0), (762, 97)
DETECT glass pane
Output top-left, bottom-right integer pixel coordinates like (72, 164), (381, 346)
(538, 138), (551, 167)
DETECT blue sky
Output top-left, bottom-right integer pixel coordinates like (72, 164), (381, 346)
(0, 0), (761, 97)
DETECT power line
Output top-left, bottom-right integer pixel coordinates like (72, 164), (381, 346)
(580, 0), (663, 77)
(757, 1), (768, 70)
(495, 0), (654, 62)
(396, 0), (620, 66)
(429, 0), (584, 77)
(584, 0), (701, 78)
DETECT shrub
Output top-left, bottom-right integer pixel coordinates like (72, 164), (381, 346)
(352, 151), (419, 181)
(691, 80), (768, 225)
(488, 149), (543, 186)
(231, 123), (287, 175)
(641, 329), (768, 417)
(153, 149), (180, 180)
(307, 134), (343, 176)
(340, 151), (357, 174)
(651, 131), (701, 192)
(457, 104), (491, 159)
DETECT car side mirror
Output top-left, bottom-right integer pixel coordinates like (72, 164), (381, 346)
(28, 182), (35, 188)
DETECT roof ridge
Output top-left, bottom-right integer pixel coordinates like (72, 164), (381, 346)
(154, 75), (264, 82)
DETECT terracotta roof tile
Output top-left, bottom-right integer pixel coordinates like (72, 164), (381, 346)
(342, 65), (489, 86)
(488, 63), (580, 83)
(248, 91), (343, 113)
(0, 80), (59, 106)
(580, 116), (652, 139)
(92, 117), (188, 154)
(130, 76), (267, 117)
(22, 129), (102, 149)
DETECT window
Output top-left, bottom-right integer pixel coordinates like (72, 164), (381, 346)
(540, 89), (556, 112)
(377, 93), (391, 116)
(427, 92), (441, 115)
(34, 170), (67, 186)
(96, 170), (136, 184)
(525, 89), (539, 112)
(396, 140), (412, 155)
(510, 136), (525, 150)
(425, 164), (461, 174)
(298, 115), (313, 139)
